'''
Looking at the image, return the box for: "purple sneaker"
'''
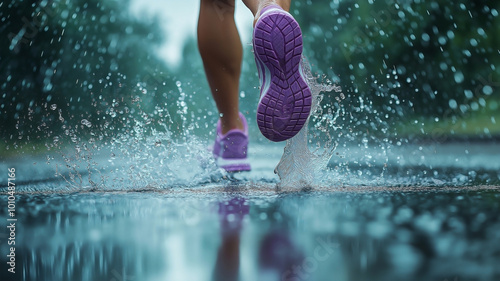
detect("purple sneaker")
[253,5,312,142]
[213,112,251,172]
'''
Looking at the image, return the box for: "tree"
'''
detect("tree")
[0,0,171,153]
[292,0,499,137]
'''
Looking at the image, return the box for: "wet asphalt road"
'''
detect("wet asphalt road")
[0,142,499,281]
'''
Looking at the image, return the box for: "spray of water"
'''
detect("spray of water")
[275,57,342,188]
[6,59,498,193]
[38,79,225,192]
[28,55,344,192]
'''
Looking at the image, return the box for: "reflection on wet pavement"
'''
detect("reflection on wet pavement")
[1,186,499,281]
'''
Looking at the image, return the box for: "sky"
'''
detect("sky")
[130,0,254,69]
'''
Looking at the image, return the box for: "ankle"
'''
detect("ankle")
[254,2,291,25]
[220,116,244,135]
[254,2,282,26]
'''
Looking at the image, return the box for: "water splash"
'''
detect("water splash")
[3,61,499,193]
[275,58,342,188]
[36,76,225,192]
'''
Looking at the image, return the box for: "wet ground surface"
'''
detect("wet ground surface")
[1,142,499,281]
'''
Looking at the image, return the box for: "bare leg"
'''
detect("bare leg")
[198,0,244,134]
[198,0,292,135]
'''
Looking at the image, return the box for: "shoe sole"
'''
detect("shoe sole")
[253,8,312,142]
[217,158,251,173]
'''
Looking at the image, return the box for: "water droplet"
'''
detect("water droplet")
[464,89,474,99]
[482,85,493,95]
[81,119,92,127]
[448,99,458,109]
[454,72,464,83]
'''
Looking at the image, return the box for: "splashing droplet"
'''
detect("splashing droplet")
[81,119,92,127]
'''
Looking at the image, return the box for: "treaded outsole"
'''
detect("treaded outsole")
[254,10,312,142]
[220,163,252,173]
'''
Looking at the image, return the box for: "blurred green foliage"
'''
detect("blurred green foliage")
[292,0,499,138]
[1,0,173,153]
